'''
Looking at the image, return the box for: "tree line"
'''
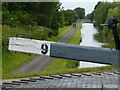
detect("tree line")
[2,2,85,34]
[86,2,119,30]
[86,1,120,48]
[3,2,60,31]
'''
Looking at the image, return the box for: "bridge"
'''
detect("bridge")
[78,19,94,23]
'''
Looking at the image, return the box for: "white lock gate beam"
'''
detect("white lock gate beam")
[8,37,120,66]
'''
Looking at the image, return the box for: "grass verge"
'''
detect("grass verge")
[3,66,118,79]
[2,25,72,76]
[2,23,118,79]
[48,25,72,42]
[43,22,82,72]
[2,23,81,78]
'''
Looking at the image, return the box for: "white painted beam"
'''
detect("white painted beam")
[8,37,120,66]
[8,37,54,56]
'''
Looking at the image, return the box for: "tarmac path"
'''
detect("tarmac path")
[12,25,77,73]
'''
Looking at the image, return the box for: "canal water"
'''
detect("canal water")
[78,23,109,68]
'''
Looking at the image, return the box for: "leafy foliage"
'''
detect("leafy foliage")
[2,25,56,74]
[2,2,83,75]
[2,10,37,27]
[2,2,60,30]
[107,7,120,37]
[63,10,78,25]
[85,12,94,21]
[74,7,85,19]
[93,2,119,29]
[2,2,79,31]
[93,2,120,48]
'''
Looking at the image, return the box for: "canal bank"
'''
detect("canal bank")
[78,23,109,68]
[44,22,82,72]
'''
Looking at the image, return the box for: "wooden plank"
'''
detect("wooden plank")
[8,37,54,56]
[8,37,120,66]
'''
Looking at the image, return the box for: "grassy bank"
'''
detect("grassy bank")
[2,25,72,74]
[48,25,73,42]
[94,29,115,49]
[2,23,119,79]
[3,66,118,79]
[43,22,82,72]
[67,22,82,44]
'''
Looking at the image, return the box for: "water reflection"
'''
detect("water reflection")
[78,23,109,68]
[80,23,104,47]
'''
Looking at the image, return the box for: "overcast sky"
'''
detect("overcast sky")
[60,0,116,15]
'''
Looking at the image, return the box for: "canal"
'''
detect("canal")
[78,23,109,68]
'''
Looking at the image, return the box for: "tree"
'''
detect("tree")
[63,9,78,25]
[93,2,119,29]
[2,2,59,29]
[93,2,120,48]
[74,7,85,19]
[34,2,58,28]
[85,12,93,21]
[107,7,120,37]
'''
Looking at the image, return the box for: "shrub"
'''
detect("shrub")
[2,10,38,27]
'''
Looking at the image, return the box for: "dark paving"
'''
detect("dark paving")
[2,72,120,89]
